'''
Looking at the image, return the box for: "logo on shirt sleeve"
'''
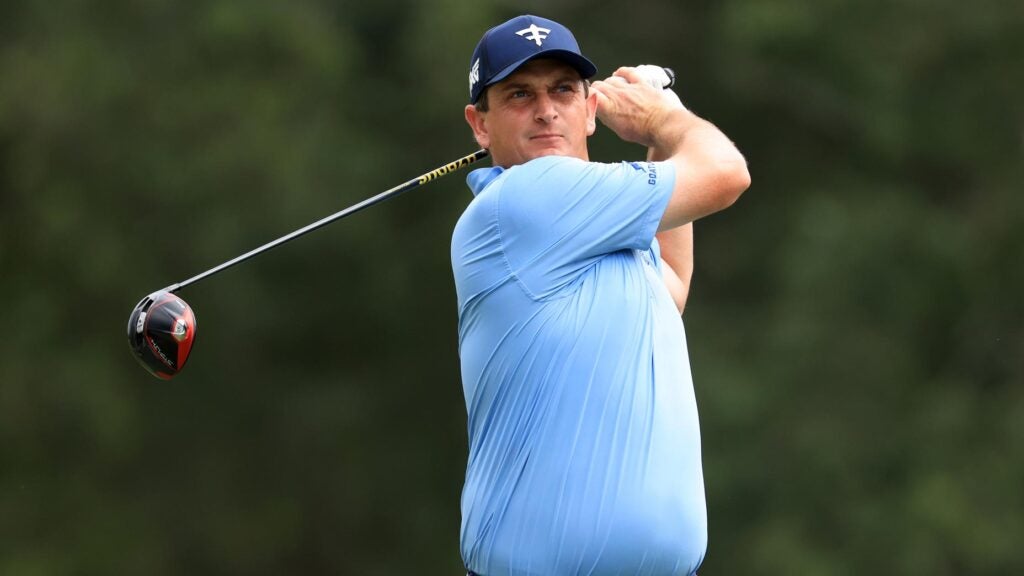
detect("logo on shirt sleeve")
[628,162,659,185]
[646,162,658,185]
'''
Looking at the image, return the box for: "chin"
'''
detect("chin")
[497,144,577,167]
[525,145,572,162]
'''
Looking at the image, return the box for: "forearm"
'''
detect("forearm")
[649,108,750,230]
[649,109,744,177]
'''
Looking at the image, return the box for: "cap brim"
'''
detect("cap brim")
[485,49,598,91]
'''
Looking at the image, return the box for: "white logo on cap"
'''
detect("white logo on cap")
[516,24,551,47]
[469,58,480,91]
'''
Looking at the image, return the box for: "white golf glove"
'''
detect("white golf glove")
[633,64,687,111]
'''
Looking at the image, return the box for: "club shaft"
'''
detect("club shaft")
[163,149,490,293]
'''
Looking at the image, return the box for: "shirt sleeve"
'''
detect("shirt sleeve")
[496,155,676,299]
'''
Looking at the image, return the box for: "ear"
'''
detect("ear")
[465,104,490,149]
[585,88,598,136]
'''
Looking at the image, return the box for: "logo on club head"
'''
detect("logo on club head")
[516,24,551,47]
[172,318,188,342]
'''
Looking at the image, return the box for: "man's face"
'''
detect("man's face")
[465,59,598,168]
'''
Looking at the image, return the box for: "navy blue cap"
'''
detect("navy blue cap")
[468,15,598,104]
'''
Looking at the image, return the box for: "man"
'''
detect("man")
[451,14,750,576]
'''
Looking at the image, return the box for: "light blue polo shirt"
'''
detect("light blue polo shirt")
[451,155,706,576]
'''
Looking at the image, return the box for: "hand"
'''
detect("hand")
[633,65,687,111]
[591,66,685,147]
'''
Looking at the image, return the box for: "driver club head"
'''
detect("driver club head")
[127,290,197,379]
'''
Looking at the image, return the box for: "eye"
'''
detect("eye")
[510,90,529,99]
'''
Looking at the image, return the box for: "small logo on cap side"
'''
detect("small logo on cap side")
[469,58,480,92]
[516,24,551,46]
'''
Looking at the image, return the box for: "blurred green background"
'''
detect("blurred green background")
[2,0,1022,574]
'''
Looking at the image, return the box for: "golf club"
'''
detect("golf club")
[127,148,490,379]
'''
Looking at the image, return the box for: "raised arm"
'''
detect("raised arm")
[591,67,750,232]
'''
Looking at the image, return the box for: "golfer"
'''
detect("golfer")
[451,14,750,576]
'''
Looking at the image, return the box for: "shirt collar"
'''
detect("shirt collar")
[467,165,505,197]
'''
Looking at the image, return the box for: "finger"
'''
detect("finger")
[591,79,623,99]
[613,67,645,84]
[590,80,611,95]
[591,80,616,96]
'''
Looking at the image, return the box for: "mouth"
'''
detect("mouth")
[529,133,563,142]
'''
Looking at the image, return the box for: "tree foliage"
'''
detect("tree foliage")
[1,1,1021,574]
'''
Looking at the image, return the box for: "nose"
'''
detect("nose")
[534,92,558,123]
